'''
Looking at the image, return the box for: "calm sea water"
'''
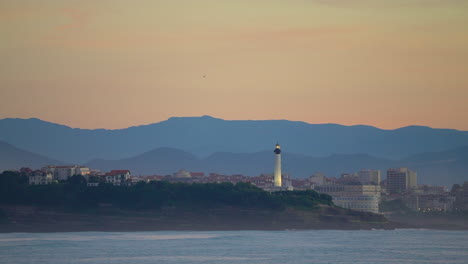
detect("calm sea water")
[0,229,467,264]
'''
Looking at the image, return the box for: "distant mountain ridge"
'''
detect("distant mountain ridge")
[1,139,467,186]
[0,141,64,171]
[86,145,468,186]
[1,116,468,164]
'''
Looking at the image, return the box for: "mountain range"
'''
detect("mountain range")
[1,116,468,163]
[1,116,468,186]
[1,141,467,186]
[0,141,63,171]
[84,146,468,186]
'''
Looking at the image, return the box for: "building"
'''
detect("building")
[249,174,274,190]
[386,168,417,194]
[29,170,54,185]
[418,194,455,212]
[451,182,468,211]
[408,170,417,189]
[43,165,90,181]
[172,169,192,178]
[105,170,131,186]
[282,173,293,190]
[358,169,381,185]
[315,184,381,213]
[336,173,360,185]
[75,167,91,179]
[309,172,325,186]
[416,185,448,195]
[316,184,381,196]
[190,172,205,177]
[273,143,282,187]
[332,196,380,213]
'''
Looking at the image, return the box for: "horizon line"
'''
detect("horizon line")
[0,115,466,132]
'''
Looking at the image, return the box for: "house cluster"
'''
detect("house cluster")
[25,165,91,185]
[22,166,131,186]
[131,170,291,190]
[131,167,459,214]
[297,168,460,214]
[124,169,383,213]
[27,169,54,185]
[101,170,132,186]
[20,165,465,214]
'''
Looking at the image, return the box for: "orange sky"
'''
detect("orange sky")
[1,0,467,130]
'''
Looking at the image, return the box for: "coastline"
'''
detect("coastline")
[2,205,466,233]
[0,205,408,233]
[384,212,468,231]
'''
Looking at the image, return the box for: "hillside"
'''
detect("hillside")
[0,141,63,172]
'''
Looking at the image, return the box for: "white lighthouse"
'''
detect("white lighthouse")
[274,143,282,187]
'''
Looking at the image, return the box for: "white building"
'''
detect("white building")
[29,170,54,185]
[172,169,191,178]
[315,184,381,213]
[105,170,131,186]
[332,195,380,213]
[282,174,294,191]
[43,165,90,181]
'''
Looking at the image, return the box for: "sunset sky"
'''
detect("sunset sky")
[1,0,467,130]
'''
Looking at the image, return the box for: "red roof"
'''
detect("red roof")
[105,170,131,176]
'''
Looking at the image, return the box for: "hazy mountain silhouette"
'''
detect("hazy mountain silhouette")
[1,116,468,165]
[86,148,200,176]
[0,135,466,185]
[0,141,64,171]
[84,148,393,177]
[399,146,468,186]
[84,146,468,186]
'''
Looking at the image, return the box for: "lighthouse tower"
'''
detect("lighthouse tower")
[274,143,282,187]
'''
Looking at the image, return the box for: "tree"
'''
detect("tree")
[68,175,87,186]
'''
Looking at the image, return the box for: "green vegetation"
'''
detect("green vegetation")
[0,171,332,212]
[273,190,332,210]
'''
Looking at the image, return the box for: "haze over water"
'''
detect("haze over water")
[1,230,467,264]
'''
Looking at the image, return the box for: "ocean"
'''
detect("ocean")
[0,229,467,264]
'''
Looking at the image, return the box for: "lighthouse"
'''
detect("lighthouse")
[274,143,282,187]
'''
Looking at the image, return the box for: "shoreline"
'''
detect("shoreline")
[1,205,466,233]
[2,225,467,234]
[384,212,468,231]
[0,205,405,233]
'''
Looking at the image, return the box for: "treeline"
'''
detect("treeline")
[0,171,333,211]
